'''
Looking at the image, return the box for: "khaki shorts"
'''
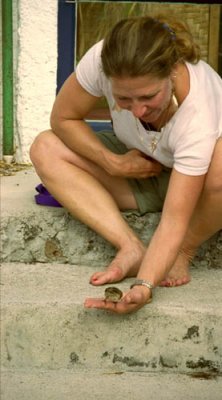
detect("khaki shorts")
[97,130,171,215]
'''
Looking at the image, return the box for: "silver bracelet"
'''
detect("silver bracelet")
[130,279,154,290]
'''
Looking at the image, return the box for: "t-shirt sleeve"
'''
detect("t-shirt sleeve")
[75,40,105,97]
[173,130,217,175]
[171,62,221,176]
[170,107,218,175]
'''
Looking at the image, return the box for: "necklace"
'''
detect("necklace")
[135,118,162,153]
[135,94,178,153]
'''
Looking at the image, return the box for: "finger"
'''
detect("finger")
[122,286,152,305]
[84,298,124,311]
[130,149,144,156]
[84,297,142,314]
[84,298,107,308]
[85,286,150,313]
[122,290,144,304]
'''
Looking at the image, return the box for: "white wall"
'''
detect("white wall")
[6,0,58,162]
[0,1,3,159]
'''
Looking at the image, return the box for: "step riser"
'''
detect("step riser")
[2,305,221,374]
[1,211,154,265]
[1,212,221,267]
[1,370,222,400]
[1,170,222,398]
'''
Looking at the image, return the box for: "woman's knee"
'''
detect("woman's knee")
[29,130,54,167]
[204,139,222,194]
[205,176,222,195]
[30,129,86,176]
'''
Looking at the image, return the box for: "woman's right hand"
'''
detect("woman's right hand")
[105,149,163,179]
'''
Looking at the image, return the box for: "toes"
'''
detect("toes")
[159,278,176,287]
[175,277,190,286]
[90,272,104,285]
[159,280,168,287]
[90,267,124,286]
[90,272,112,285]
[166,279,176,287]
[159,276,190,287]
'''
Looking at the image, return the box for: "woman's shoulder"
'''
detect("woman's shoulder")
[186,60,222,86]
[75,40,107,97]
[87,40,104,60]
[184,60,222,116]
[76,40,104,71]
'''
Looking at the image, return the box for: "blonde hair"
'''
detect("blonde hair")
[101,14,200,79]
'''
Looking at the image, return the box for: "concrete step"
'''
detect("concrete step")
[1,168,222,267]
[1,369,222,400]
[1,262,222,375]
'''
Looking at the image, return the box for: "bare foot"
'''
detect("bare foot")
[159,250,194,287]
[90,241,145,286]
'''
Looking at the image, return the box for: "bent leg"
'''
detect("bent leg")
[160,137,222,287]
[30,130,145,284]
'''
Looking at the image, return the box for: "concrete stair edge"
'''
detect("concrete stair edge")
[1,369,222,400]
[1,262,222,374]
[1,168,222,266]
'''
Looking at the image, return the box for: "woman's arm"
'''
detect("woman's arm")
[137,169,206,285]
[50,72,162,178]
[84,169,206,314]
[50,72,115,168]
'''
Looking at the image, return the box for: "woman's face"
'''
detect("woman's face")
[111,75,173,123]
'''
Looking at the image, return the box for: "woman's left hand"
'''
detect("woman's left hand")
[84,285,152,314]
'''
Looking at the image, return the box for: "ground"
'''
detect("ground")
[0,160,32,177]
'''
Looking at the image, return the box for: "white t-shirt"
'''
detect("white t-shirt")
[76,40,222,176]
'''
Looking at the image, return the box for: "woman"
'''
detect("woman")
[30,15,222,314]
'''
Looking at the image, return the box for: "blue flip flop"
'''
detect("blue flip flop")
[35,184,62,207]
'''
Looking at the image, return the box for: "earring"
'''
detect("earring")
[171,72,177,79]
